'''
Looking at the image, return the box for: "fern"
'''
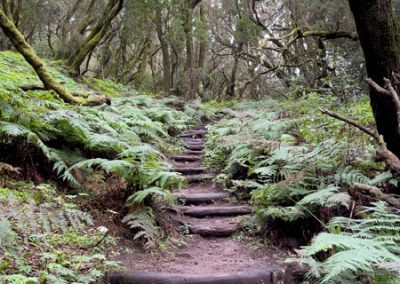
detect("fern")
[122,207,162,251]
[126,186,171,205]
[298,185,351,209]
[335,166,369,186]
[302,202,400,283]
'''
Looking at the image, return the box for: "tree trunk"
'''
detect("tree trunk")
[226,42,243,98]
[0,6,83,104]
[67,0,124,75]
[184,6,195,100]
[154,5,172,93]
[349,0,400,157]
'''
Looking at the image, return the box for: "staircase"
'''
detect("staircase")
[107,126,293,284]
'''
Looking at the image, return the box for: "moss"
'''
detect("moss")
[85,78,132,97]
[0,51,84,95]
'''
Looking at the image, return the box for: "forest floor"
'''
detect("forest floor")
[108,126,294,284]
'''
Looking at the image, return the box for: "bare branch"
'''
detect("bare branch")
[319,108,379,140]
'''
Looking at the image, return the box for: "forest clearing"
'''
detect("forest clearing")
[0,0,400,283]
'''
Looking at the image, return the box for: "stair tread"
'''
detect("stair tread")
[184,144,205,151]
[107,268,286,284]
[174,192,229,204]
[175,205,253,217]
[185,216,243,236]
[173,167,206,175]
[186,174,214,183]
[172,155,202,161]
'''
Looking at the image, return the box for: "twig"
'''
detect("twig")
[81,231,109,250]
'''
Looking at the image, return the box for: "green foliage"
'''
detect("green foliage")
[122,207,162,251]
[300,202,400,283]
[0,183,117,283]
[0,51,200,277]
[204,97,375,225]
[203,90,397,284]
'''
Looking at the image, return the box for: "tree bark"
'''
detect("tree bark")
[349,0,400,157]
[184,4,195,100]
[67,0,124,75]
[154,5,172,93]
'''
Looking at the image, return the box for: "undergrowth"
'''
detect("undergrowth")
[0,177,118,283]
[0,51,208,281]
[203,88,400,282]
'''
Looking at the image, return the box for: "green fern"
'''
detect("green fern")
[122,207,162,251]
[126,187,171,205]
[302,202,400,283]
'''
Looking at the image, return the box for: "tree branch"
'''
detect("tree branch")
[319,108,379,140]
[354,183,400,209]
[320,108,400,173]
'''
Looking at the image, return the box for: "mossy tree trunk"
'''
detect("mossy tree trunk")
[67,0,124,75]
[0,4,83,104]
[349,0,400,157]
[154,5,172,93]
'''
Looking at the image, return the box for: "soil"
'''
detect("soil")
[113,235,288,275]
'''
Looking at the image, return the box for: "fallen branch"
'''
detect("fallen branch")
[354,182,400,209]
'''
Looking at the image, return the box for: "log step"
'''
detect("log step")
[173,167,206,175]
[182,150,204,156]
[186,174,214,183]
[179,132,207,139]
[107,268,287,284]
[189,223,240,237]
[182,139,205,145]
[176,205,253,217]
[174,192,229,204]
[180,129,207,135]
[182,138,205,143]
[185,217,242,237]
[184,144,205,151]
[172,155,202,162]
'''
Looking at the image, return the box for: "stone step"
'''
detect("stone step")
[171,155,202,162]
[174,192,229,204]
[107,268,288,284]
[176,205,253,218]
[186,174,214,183]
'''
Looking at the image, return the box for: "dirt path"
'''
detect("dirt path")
[108,127,294,284]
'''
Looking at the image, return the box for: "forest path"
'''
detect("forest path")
[108,126,294,284]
